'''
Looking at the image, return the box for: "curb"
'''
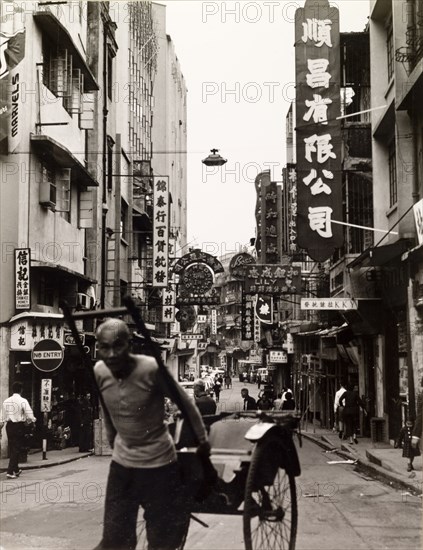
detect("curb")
[302,432,422,496]
[0,452,93,473]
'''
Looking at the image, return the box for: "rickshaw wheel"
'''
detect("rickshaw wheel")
[136,513,190,550]
[243,435,297,550]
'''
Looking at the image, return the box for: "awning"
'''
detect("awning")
[397,59,423,111]
[31,261,97,284]
[30,134,99,189]
[33,10,99,91]
[348,239,411,269]
[9,311,64,324]
[173,348,195,357]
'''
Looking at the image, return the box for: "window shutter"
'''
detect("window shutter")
[50,49,69,96]
[79,190,93,228]
[79,92,95,130]
[39,165,56,208]
[55,168,71,212]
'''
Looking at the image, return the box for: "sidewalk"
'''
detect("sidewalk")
[0,446,93,473]
[300,423,422,496]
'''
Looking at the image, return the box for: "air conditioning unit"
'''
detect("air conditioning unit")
[77,292,93,310]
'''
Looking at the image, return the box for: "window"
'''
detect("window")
[120,280,128,305]
[120,199,128,240]
[39,163,71,218]
[386,19,394,81]
[107,136,114,191]
[107,50,113,101]
[388,140,397,207]
[42,39,84,117]
[38,274,55,306]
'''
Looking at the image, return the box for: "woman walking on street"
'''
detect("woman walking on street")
[396,418,421,472]
[339,383,366,444]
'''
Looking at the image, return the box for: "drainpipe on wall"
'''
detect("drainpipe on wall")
[100,17,109,309]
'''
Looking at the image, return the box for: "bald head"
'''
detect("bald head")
[96,318,130,340]
[96,319,131,373]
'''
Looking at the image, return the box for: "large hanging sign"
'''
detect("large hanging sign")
[229,253,256,279]
[244,264,301,294]
[10,317,64,351]
[180,264,213,294]
[211,309,217,335]
[152,176,170,287]
[295,0,342,261]
[15,248,30,310]
[172,249,224,275]
[300,297,358,310]
[0,1,26,153]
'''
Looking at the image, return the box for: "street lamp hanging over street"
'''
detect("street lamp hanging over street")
[202,149,227,167]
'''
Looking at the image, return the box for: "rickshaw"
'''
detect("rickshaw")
[60,298,302,550]
[160,409,302,550]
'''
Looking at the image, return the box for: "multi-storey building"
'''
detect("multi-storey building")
[348,0,423,438]
[0,0,188,455]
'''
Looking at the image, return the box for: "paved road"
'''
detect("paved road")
[0,381,421,550]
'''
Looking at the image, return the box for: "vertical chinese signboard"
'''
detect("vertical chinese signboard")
[211,309,217,335]
[41,379,52,412]
[295,0,342,261]
[287,164,298,255]
[153,176,169,287]
[241,292,254,341]
[263,180,280,263]
[15,248,30,310]
[162,286,175,323]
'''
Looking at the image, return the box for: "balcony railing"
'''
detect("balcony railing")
[395,23,423,74]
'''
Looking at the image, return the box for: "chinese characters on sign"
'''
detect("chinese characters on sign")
[295,0,342,261]
[244,264,302,294]
[300,297,358,310]
[41,379,52,412]
[263,178,280,263]
[211,309,217,335]
[162,287,175,323]
[180,333,202,341]
[241,292,255,341]
[255,295,273,325]
[269,350,288,364]
[15,248,30,310]
[10,319,63,350]
[285,165,298,255]
[153,177,170,287]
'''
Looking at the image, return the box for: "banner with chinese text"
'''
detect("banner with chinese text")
[241,292,254,341]
[295,0,342,261]
[152,176,170,287]
[15,248,30,310]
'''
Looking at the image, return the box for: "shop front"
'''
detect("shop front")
[8,313,95,452]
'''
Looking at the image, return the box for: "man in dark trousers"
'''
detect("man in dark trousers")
[241,388,257,411]
[0,381,36,479]
[194,379,217,416]
[93,318,210,550]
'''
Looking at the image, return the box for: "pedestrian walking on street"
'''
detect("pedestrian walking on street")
[273,393,283,410]
[93,318,209,550]
[241,388,257,411]
[224,374,232,389]
[257,374,262,389]
[334,380,347,439]
[0,381,36,479]
[339,383,366,444]
[257,393,272,411]
[194,379,217,416]
[77,394,93,453]
[213,380,222,403]
[396,419,421,472]
[282,392,296,411]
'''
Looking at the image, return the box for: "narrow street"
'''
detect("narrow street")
[1,381,421,550]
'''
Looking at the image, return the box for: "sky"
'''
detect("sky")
[160,0,370,256]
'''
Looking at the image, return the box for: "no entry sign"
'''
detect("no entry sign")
[31,339,64,372]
